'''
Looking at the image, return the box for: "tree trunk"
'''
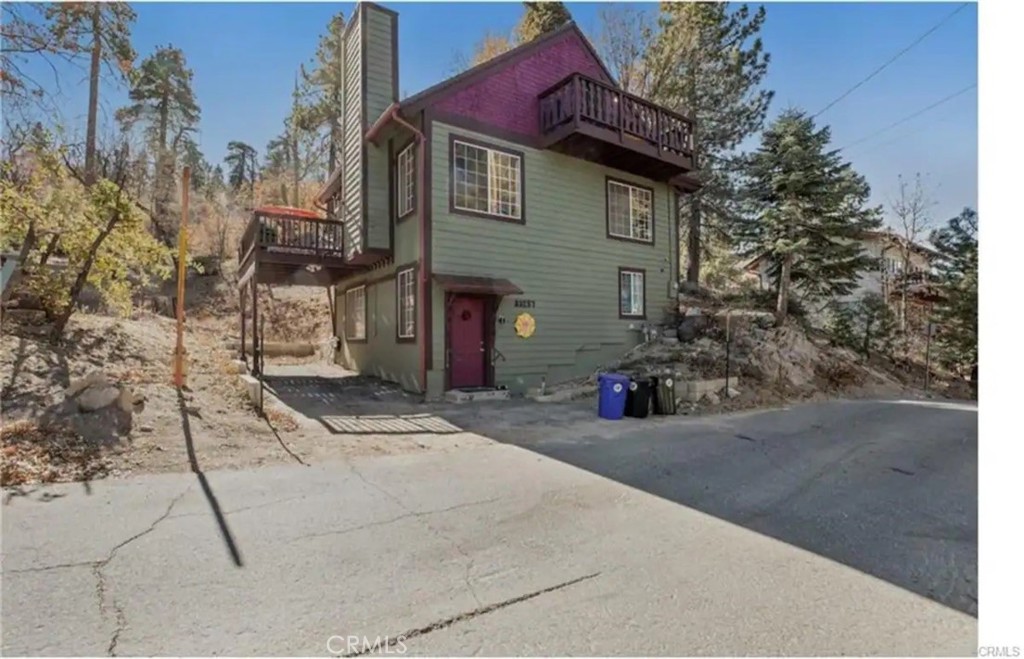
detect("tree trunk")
[37,233,60,267]
[84,5,102,186]
[775,252,792,328]
[49,212,120,342]
[686,194,701,286]
[899,249,910,334]
[291,134,300,207]
[2,223,38,305]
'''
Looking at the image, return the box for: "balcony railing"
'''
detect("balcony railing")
[239,212,345,266]
[538,73,695,164]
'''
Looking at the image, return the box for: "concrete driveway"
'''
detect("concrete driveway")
[1,398,977,656]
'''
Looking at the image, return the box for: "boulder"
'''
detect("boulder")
[702,391,721,406]
[677,314,710,343]
[65,371,109,397]
[77,385,121,412]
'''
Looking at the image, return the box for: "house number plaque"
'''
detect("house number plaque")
[513,299,536,308]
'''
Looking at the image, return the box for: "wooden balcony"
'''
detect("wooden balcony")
[238,207,360,287]
[538,74,697,187]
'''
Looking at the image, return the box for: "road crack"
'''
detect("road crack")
[345,460,495,607]
[92,485,192,656]
[340,572,601,657]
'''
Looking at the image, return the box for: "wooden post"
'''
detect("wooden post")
[173,166,191,388]
[239,288,246,363]
[924,302,934,393]
[724,311,732,395]
[251,279,259,376]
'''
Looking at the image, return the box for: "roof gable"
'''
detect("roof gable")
[400,22,616,122]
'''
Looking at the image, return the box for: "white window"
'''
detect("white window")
[345,286,366,340]
[619,269,645,318]
[607,180,653,243]
[397,268,415,339]
[396,143,415,218]
[452,139,522,220]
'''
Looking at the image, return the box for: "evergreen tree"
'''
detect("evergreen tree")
[117,45,200,151]
[460,2,572,70]
[117,45,200,244]
[181,137,210,192]
[294,12,345,173]
[515,2,573,42]
[930,208,978,384]
[46,2,136,186]
[637,3,774,287]
[736,108,882,326]
[224,140,258,200]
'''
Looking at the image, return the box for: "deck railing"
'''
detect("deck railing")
[239,212,345,264]
[539,73,694,161]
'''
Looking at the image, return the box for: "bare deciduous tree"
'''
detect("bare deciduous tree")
[889,173,935,333]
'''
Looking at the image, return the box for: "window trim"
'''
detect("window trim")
[448,133,526,224]
[606,177,655,246]
[396,141,416,220]
[344,285,367,343]
[618,267,647,320]
[395,265,417,342]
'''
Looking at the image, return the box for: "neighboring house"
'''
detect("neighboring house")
[745,230,937,301]
[255,2,699,398]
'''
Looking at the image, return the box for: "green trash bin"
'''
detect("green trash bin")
[652,375,677,415]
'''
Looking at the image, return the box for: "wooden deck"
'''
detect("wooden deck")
[237,209,361,287]
[538,73,697,185]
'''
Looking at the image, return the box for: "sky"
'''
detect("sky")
[11,1,978,229]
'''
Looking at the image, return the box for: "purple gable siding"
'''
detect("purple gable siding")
[435,31,611,139]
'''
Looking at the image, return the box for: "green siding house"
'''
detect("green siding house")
[311,2,699,399]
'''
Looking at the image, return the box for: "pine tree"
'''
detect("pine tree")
[46,2,136,186]
[117,45,200,244]
[294,12,345,173]
[930,208,978,385]
[515,2,573,42]
[224,141,258,203]
[736,108,882,326]
[117,45,200,151]
[639,3,774,287]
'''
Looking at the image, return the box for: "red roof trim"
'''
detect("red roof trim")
[254,205,322,220]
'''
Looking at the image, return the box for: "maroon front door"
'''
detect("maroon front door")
[449,295,487,389]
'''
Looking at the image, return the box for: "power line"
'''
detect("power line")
[837,83,976,152]
[811,2,970,118]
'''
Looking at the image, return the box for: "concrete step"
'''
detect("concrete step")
[444,388,511,404]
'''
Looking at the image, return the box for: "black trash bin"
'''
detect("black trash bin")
[652,376,678,415]
[624,377,653,418]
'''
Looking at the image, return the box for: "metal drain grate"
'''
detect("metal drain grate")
[320,414,462,435]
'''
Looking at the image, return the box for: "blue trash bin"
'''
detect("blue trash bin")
[598,373,631,420]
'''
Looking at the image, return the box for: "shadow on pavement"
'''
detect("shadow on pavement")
[438,397,979,617]
[178,388,244,567]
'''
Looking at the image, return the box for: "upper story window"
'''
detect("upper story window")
[619,268,645,319]
[345,286,366,341]
[396,268,416,340]
[396,143,415,218]
[451,137,523,222]
[607,179,653,244]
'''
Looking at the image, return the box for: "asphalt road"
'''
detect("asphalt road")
[1,399,977,656]
[470,397,980,618]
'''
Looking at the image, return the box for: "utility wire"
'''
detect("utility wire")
[837,83,976,152]
[812,2,970,118]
